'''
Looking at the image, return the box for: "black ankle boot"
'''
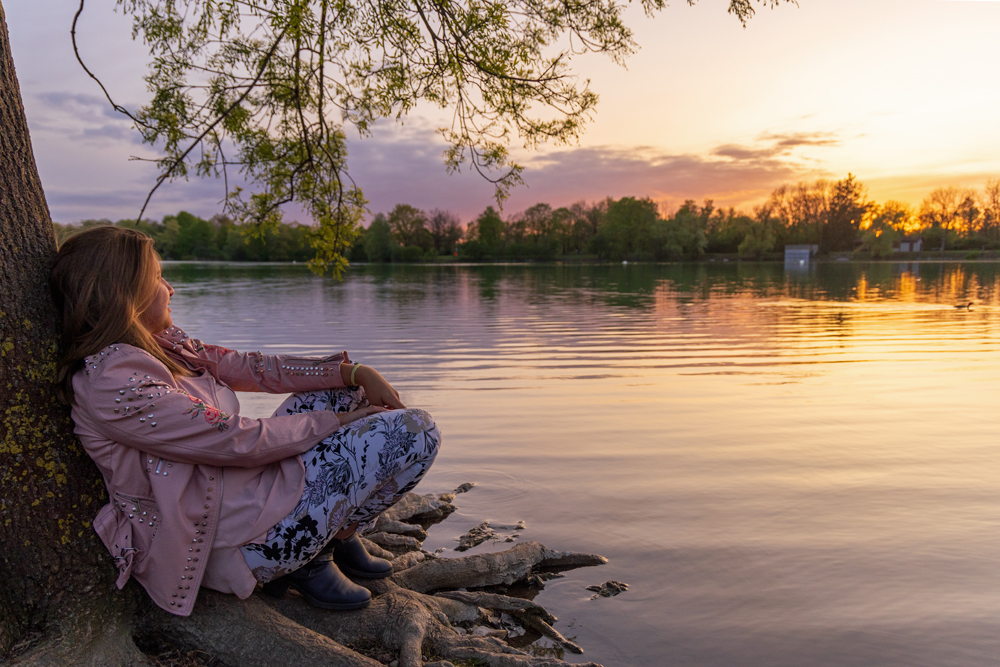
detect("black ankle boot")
[262,552,371,610]
[329,534,393,579]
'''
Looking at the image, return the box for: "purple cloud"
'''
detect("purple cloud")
[347,125,830,221]
[40,116,835,225]
[713,131,840,161]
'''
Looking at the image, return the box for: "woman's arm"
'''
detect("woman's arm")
[77,347,351,468]
[157,327,406,408]
[155,326,348,393]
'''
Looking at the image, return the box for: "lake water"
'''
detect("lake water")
[162,260,1000,667]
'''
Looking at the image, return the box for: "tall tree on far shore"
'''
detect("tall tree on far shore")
[768,180,830,246]
[387,204,431,249]
[919,186,968,253]
[601,196,660,260]
[955,189,981,238]
[981,179,1000,242]
[824,174,869,252]
[871,200,917,235]
[738,203,777,259]
[363,213,393,261]
[427,209,463,255]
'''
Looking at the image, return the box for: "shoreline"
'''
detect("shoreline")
[160,254,1000,267]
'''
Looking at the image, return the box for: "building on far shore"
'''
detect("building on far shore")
[785,245,818,266]
[896,237,923,253]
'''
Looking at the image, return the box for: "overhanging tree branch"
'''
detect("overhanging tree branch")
[136,26,289,222]
[71,0,151,130]
[79,0,795,275]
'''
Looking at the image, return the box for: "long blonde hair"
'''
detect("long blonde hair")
[51,225,191,403]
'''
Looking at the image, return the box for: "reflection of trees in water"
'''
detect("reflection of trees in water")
[164,261,309,282]
[160,262,1000,378]
[162,262,323,304]
[165,260,1000,314]
[477,262,997,311]
[600,262,1000,308]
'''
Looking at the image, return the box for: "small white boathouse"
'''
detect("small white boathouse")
[784,244,818,265]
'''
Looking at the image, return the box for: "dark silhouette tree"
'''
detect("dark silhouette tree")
[426,209,463,255]
[601,196,660,260]
[824,174,869,252]
[738,204,777,259]
[473,206,505,251]
[919,186,966,253]
[981,179,1000,243]
[363,213,393,263]
[767,180,830,246]
[386,204,431,250]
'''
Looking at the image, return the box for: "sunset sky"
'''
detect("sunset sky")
[6,0,1000,224]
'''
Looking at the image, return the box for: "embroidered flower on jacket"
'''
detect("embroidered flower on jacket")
[182,394,232,431]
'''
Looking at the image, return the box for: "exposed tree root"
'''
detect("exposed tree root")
[269,588,436,667]
[434,591,555,624]
[373,520,427,541]
[390,551,427,573]
[267,586,601,667]
[0,595,22,657]
[143,590,381,667]
[431,591,583,656]
[379,493,456,524]
[244,489,608,666]
[518,614,583,655]
[393,541,607,594]
[12,600,148,667]
[358,537,395,561]
[366,532,424,555]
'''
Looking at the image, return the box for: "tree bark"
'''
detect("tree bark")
[0,0,125,656]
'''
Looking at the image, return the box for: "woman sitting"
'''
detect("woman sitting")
[51,225,440,616]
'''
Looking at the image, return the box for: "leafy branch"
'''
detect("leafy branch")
[72,0,792,275]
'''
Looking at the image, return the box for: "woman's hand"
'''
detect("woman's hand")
[358,365,406,409]
[336,405,387,427]
[341,363,406,409]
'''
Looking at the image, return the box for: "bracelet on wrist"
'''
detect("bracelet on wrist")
[350,363,362,385]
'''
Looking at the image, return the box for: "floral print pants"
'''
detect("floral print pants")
[240,387,440,583]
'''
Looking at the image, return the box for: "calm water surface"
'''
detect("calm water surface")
[162,261,1000,667]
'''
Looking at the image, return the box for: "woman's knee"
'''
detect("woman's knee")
[397,408,441,459]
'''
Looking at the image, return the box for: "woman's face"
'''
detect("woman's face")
[139,268,174,334]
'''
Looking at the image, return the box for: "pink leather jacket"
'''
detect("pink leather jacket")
[72,326,351,616]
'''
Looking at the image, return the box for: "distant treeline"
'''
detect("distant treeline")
[454,174,1000,261]
[54,175,1000,263]
[53,212,317,262]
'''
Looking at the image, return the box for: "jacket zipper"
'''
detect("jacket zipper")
[118,492,145,515]
[154,458,164,475]
[315,353,342,365]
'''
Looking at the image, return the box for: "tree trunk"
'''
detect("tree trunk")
[0,1,133,660]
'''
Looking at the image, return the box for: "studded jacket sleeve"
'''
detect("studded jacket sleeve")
[154,326,349,393]
[77,346,343,468]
